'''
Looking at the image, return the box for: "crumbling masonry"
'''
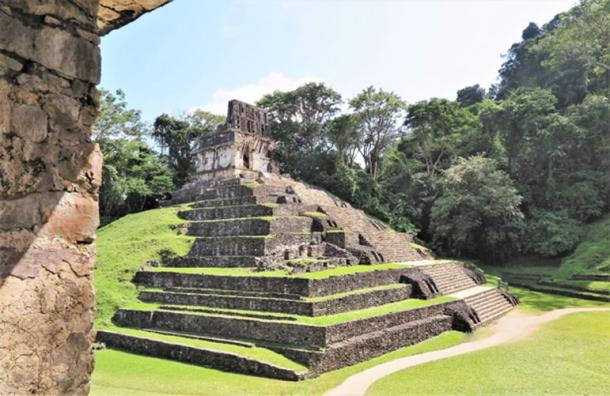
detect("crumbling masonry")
[0,1,170,394]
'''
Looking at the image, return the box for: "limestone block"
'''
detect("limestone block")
[0,52,22,75]
[0,79,10,133]
[43,93,81,131]
[4,0,97,28]
[38,192,99,244]
[0,263,95,394]
[0,135,48,198]
[0,12,100,83]
[11,104,48,143]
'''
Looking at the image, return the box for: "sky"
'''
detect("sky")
[100,0,577,122]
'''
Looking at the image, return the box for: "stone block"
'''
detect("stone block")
[0,79,10,133]
[38,192,99,244]
[11,104,48,143]
[0,12,100,83]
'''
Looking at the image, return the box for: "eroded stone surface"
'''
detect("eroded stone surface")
[0,1,100,394]
[97,0,171,35]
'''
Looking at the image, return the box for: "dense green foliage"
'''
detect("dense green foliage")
[255,0,610,263]
[98,0,609,264]
[95,90,174,222]
[152,111,224,187]
[430,157,524,261]
[558,214,610,277]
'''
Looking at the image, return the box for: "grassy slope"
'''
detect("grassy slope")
[480,216,610,295]
[557,214,610,278]
[91,331,467,396]
[367,311,610,396]
[95,206,194,328]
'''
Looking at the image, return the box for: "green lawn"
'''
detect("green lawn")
[367,310,610,396]
[91,331,467,396]
[95,206,195,328]
[100,326,306,371]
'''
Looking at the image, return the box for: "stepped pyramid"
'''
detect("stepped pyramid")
[97,100,518,380]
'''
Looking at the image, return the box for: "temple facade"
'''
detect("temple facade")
[193,100,278,181]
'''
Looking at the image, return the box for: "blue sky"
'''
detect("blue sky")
[100,0,576,122]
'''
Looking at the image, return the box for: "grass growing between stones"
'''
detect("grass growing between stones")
[95,206,195,328]
[121,295,455,325]
[100,326,306,371]
[305,284,405,302]
[144,263,414,278]
[91,330,468,396]
[366,311,610,396]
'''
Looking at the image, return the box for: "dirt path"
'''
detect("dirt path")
[324,307,610,396]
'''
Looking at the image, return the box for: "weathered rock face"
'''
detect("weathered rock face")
[0,2,101,394]
[97,0,172,35]
[0,0,168,394]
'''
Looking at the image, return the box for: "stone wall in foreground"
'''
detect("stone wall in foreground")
[0,2,103,394]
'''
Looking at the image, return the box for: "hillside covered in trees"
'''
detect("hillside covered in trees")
[96,0,609,265]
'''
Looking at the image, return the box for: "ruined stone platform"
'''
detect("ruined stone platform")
[98,174,518,380]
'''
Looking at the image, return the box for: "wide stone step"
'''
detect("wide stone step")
[138,284,412,317]
[185,217,313,237]
[434,280,477,294]
[184,184,282,201]
[112,299,456,350]
[469,296,508,311]
[163,287,303,300]
[464,288,502,303]
[179,205,277,221]
[476,304,513,323]
[418,262,464,273]
[191,196,263,208]
[113,308,326,348]
[162,256,258,268]
[96,330,305,381]
[313,315,453,372]
[134,266,412,298]
[471,298,511,314]
[189,234,316,256]
[467,290,508,303]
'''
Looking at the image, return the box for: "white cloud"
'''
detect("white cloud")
[193,72,323,115]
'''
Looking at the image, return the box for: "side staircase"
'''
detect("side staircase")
[97,176,518,380]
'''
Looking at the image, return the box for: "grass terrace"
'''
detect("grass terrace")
[142,263,415,278]
[100,326,306,372]
[120,295,455,326]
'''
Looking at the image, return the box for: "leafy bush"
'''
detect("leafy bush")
[430,156,525,262]
[525,210,583,257]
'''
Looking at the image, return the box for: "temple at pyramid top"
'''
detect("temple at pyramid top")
[225,99,270,135]
[193,100,278,181]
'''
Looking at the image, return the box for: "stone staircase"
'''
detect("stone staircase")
[98,175,518,380]
[463,288,518,326]
[419,261,480,294]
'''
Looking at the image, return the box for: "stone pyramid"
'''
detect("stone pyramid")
[97,100,518,380]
